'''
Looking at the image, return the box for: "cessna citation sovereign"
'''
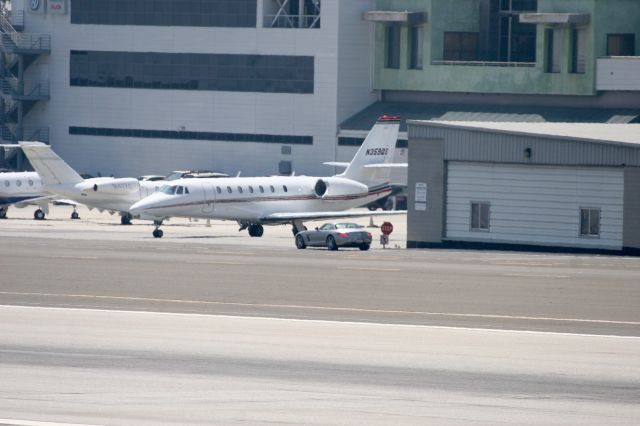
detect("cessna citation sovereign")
[19,142,165,225]
[129,115,406,238]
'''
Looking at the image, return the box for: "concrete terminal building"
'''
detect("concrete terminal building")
[1,0,378,177]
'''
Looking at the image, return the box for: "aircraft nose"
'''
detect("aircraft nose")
[128,199,148,216]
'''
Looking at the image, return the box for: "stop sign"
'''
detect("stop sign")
[381,221,394,235]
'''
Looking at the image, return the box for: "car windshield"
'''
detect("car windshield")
[335,223,362,229]
[159,185,177,195]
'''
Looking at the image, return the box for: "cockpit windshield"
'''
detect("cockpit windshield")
[160,185,177,195]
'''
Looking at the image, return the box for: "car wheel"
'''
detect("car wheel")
[359,243,370,251]
[295,234,306,249]
[326,235,338,251]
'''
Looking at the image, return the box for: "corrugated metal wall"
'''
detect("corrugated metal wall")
[409,125,640,167]
[446,163,624,250]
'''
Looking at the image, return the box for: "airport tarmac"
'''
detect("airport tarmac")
[1,205,640,424]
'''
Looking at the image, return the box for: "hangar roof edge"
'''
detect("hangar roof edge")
[408,120,640,147]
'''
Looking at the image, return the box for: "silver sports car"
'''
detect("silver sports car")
[295,222,372,251]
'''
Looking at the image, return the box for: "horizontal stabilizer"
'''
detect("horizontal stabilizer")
[262,210,406,223]
[364,163,408,169]
[323,162,350,168]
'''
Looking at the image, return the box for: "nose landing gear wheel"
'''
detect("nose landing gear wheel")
[152,229,163,238]
[34,209,45,220]
[71,211,80,220]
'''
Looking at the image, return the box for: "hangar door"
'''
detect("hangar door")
[445,162,624,250]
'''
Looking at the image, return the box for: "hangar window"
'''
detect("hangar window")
[580,208,601,237]
[470,201,490,231]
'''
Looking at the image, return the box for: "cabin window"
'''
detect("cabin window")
[227,186,232,193]
[248,186,254,193]
[259,185,264,193]
[270,185,275,193]
[28,179,34,186]
[4,181,8,187]
[16,180,22,187]
[237,186,243,194]
[283,185,288,192]
[216,186,222,194]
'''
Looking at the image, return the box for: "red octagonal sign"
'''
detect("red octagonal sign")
[381,221,394,235]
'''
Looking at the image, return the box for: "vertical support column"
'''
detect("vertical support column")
[407,137,445,248]
[15,54,24,169]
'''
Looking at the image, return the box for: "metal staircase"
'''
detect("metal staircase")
[0,9,50,169]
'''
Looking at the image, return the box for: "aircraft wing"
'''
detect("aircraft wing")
[262,210,406,223]
[13,195,56,207]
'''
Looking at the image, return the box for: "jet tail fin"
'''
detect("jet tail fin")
[19,142,84,186]
[339,116,400,186]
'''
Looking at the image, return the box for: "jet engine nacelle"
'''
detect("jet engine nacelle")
[314,177,368,199]
[79,177,140,195]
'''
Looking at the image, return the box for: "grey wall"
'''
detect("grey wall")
[407,138,444,247]
[623,167,640,250]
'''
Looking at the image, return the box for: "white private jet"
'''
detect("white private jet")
[129,115,407,238]
[19,142,166,225]
[0,171,55,220]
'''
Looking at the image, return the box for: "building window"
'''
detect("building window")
[580,208,600,237]
[408,25,423,69]
[385,24,401,69]
[607,34,635,56]
[570,28,586,74]
[69,126,313,146]
[443,32,479,61]
[70,51,314,94]
[498,0,537,63]
[471,202,490,231]
[71,0,257,28]
[545,28,562,73]
[263,0,320,28]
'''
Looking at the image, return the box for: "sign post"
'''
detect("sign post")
[380,221,393,249]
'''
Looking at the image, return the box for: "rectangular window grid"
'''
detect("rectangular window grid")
[71,0,257,28]
[70,51,314,94]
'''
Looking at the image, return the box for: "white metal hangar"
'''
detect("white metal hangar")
[406,121,640,255]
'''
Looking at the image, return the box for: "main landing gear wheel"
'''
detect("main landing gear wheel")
[71,211,80,220]
[295,234,306,249]
[121,214,132,225]
[326,235,338,251]
[34,209,45,220]
[0,207,7,219]
[248,224,264,237]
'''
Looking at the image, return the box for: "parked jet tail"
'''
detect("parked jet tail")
[339,115,402,186]
[19,142,84,186]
